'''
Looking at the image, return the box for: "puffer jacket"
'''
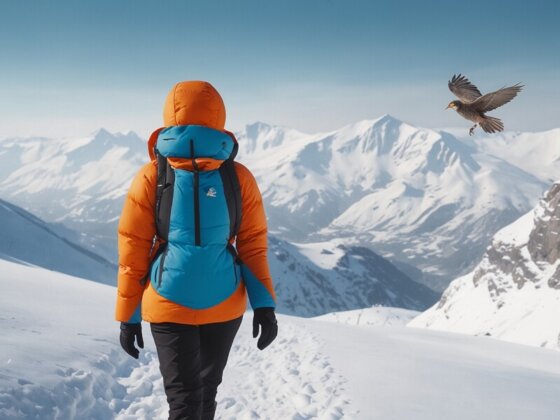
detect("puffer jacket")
[115,81,276,325]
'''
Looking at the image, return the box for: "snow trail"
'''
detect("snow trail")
[116,319,352,419]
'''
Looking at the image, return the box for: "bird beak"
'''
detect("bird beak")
[445,104,451,110]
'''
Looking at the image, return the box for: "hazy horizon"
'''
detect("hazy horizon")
[2,113,558,142]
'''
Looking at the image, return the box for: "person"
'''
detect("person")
[115,81,278,420]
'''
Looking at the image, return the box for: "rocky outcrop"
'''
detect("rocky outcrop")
[410,183,560,350]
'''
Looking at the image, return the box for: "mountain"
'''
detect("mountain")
[0,198,117,284]
[1,118,556,289]
[409,183,560,350]
[269,236,438,316]
[2,258,560,420]
[0,128,147,261]
[237,116,550,285]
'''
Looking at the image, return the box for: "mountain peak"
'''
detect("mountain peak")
[246,121,274,130]
[336,114,407,137]
[90,128,113,138]
[375,113,402,125]
[88,128,145,150]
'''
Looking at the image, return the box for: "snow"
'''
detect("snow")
[409,260,560,350]
[2,259,560,419]
[314,306,419,327]
[292,240,346,271]
[492,207,535,247]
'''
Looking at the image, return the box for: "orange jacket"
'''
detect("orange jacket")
[115,81,276,325]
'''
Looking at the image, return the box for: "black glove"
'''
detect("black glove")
[120,322,144,359]
[252,307,278,350]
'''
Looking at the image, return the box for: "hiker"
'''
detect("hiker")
[115,81,278,420]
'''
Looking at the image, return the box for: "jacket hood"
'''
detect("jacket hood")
[163,81,226,130]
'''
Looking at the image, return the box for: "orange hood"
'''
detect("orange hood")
[163,81,226,129]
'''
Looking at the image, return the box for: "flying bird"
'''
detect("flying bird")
[446,74,523,135]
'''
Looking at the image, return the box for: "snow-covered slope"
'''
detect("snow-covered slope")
[410,183,560,350]
[0,198,116,284]
[0,259,135,419]
[270,237,438,315]
[2,259,560,420]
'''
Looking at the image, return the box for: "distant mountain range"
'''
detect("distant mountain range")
[1,116,558,292]
[410,183,560,350]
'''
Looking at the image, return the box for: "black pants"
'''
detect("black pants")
[150,316,243,420]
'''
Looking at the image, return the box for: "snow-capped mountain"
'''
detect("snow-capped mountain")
[0,128,147,261]
[1,117,556,288]
[410,183,560,350]
[237,116,551,284]
[0,198,117,284]
[269,237,438,316]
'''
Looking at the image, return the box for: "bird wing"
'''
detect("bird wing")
[448,74,482,103]
[471,84,523,112]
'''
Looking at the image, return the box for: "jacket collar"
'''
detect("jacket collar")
[147,125,238,162]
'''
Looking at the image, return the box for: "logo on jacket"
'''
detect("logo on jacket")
[206,187,217,198]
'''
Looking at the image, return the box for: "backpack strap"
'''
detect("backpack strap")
[220,158,242,240]
[139,151,175,286]
[155,151,175,241]
[219,153,242,263]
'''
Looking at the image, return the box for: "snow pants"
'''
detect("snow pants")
[150,316,243,420]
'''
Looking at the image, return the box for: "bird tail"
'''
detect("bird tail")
[480,116,504,134]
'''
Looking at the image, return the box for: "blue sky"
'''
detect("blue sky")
[0,0,558,138]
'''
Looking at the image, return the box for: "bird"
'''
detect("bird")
[446,74,523,136]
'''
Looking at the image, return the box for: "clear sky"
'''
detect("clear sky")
[0,0,558,138]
